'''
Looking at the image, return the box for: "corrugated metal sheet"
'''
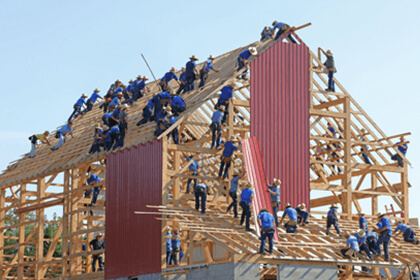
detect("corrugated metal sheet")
[242,137,278,241]
[105,140,162,279]
[250,31,310,210]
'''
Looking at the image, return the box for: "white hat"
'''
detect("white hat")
[248,47,258,56]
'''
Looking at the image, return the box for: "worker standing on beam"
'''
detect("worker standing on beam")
[237,47,258,79]
[194,178,210,214]
[267,178,281,227]
[68,93,87,121]
[185,55,199,92]
[215,82,236,124]
[136,94,156,126]
[226,171,240,218]
[218,135,238,179]
[323,50,337,92]
[240,182,254,232]
[326,204,342,237]
[358,212,368,233]
[28,130,50,158]
[271,21,297,43]
[176,67,188,95]
[258,208,275,255]
[391,136,408,167]
[170,229,181,265]
[165,228,172,265]
[210,105,224,149]
[375,213,392,261]
[279,203,298,233]
[185,154,199,194]
[114,104,128,149]
[51,121,74,151]
[89,233,105,272]
[394,220,419,245]
[198,55,218,88]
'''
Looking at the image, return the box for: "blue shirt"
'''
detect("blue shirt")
[102,113,112,119]
[126,83,133,92]
[282,207,297,221]
[327,208,337,218]
[185,155,199,172]
[179,73,187,82]
[146,98,154,108]
[212,110,224,123]
[295,207,302,215]
[110,126,120,133]
[202,59,214,72]
[222,141,238,157]
[258,212,275,228]
[89,92,102,103]
[166,233,172,252]
[261,27,272,39]
[397,142,408,155]
[394,223,411,234]
[103,130,112,142]
[185,61,196,77]
[366,231,378,240]
[161,72,179,82]
[230,176,239,192]
[114,87,123,94]
[156,111,166,122]
[171,96,185,108]
[169,116,177,126]
[359,216,368,231]
[220,86,233,100]
[239,50,252,60]
[58,124,72,136]
[75,97,86,107]
[268,185,280,202]
[272,22,286,33]
[240,188,254,203]
[87,174,101,184]
[159,91,171,100]
[328,126,336,134]
[347,235,360,252]
[381,217,392,236]
[112,108,120,119]
[172,234,180,249]
[136,80,146,91]
[354,233,366,244]
[109,96,120,107]
[94,129,103,141]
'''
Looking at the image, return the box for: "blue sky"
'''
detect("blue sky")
[1,0,419,219]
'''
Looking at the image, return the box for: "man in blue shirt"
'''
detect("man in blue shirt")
[391,136,408,167]
[271,21,297,43]
[218,136,238,179]
[323,50,337,92]
[296,203,309,226]
[108,92,123,111]
[376,213,392,261]
[199,55,218,88]
[366,229,379,256]
[136,95,155,126]
[185,154,199,193]
[237,47,257,79]
[102,112,112,127]
[166,229,172,265]
[86,125,104,155]
[394,220,419,244]
[260,26,273,41]
[176,67,188,95]
[258,208,275,255]
[354,229,373,260]
[170,92,186,116]
[85,174,102,206]
[326,204,341,237]
[107,125,120,151]
[68,94,87,121]
[84,89,103,113]
[170,229,181,266]
[358,212,368,233]
[210,106,225,149]
[51,121,74,151]
[185,55,199,92]
[267,178,281,227]
[216,83,236,124]
[159,67,180,91]
[240,182,254,231]
[114,105,128,150]
[279,203,298,233]
[227,171,243,218]
[108,105,122,128]
[341,231,359,259]
[194,180,210,214]
[106,79,121,98]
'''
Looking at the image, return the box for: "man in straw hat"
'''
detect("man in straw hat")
[340,231,359,259]
[279,203,298,233]
[106,79,121,97]
[258,208,275,255]
[391,136,408,167]
[199,55,219,88]
[271,21,297,43]
[358,212,368,233]
[260,26,273,41]
[227,170,244,218]
[84,88,103,113]
[89,233,105,271]
[296,203,309,227]
[323,50,337,92]
[28,130,50,158]
[354,229,373,261]
[394,220,419,245]
[240,182,254,231]
[184,154,199,194]
[237,46,258,79]
[113,104,129,149]
[218,135,238,179]
[185,55,199,92]
[68,93,88,121]
[375,212,392,261]
[326,204,342,237]
[210,105,225,149]
[170,90,186,116]
[176,67,188,95]
[86,124,104,155]
[215,82,236,124]
[159,67,180,91]
[267,178,281,227]
[136,94,156,126]
[108,92,123,111]
[51,121,74,151]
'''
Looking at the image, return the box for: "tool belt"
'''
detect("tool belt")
[196,186,206,193]
[221,156,232,163]
[271,201,279,208]
[261,227,274,234]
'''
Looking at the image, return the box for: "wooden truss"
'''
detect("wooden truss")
[0,30,415,279]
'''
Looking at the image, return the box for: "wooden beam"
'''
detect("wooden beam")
[14,198,64,215]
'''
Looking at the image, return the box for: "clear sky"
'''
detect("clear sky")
[1,0,419,219]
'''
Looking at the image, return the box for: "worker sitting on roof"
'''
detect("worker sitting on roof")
[130,76,150,104]
[169,229,181,265]
[28,130,50,158]
[194,177,210,214]
[326,204,342,237]
[136,95,155,126]
[185,154,199,194]
[366,228,379,256]
[296,203,309,226]
[154,107,179,144]
[391,136,408,167]
[100,126,112,151]
[86,125,104,155]
[323,50,336,92]
[159,90,172,107]
[108,92,123,111]
[375,212,392,261]
[340,231,359,259]
[358,212,368,233]
[199,55,218,88]
[99,97,112,113]
[279,203,298,233]
[215,82,236,124]
[271,21,297,43]
[176,67,188,95]
[114,104,128,150]
[126,79,135,96]
[268,179,281,227]
[108,125,120,151]
[260,26,273,41]
[83,88,103,114]
[108,105,122,128]
[170,91,186,116]
[240,182,254,232]
[185,55,199,92]
[106,79,122,98]
[218,135,238,179]
[68,94,87,122]
[227,171,241,218]
[210,105,224,149]
[237,47,257,79]
[101,112,112,127]
[51,121,74,151]
[354,229,373,261]
[394,220,419,245]
[90,233,105,271]
[159,67,180,91]
[258,208,275,255]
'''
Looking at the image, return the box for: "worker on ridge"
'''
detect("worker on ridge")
[28,131,50,158]
[260,26,273,41]
[375,212,392,261]
[83,88,103,114]
[240,182,254,232]
[394,220,419,245]
[68,94,87,121]
[323,50,337,92]
[185,154,199,194]
[391,136,408,167]
[159,67,180,91]
[237,47,258,79]
[51,121,74,151]
[279,203,298,233]
[210,105,224,149]
[326,204,341,237]
[176,67,188,95]
[218,135,238,180]
[89,233,105,272]
[359,128,371,164]
[271,21,297,43]
[258,208,275,255]
[198,55,219,88]
[185,55,199,92]
[86,125,104,155]
[267,178,281,227]
[296,203,309,226]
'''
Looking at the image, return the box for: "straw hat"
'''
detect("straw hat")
[272,21,278,26]
[248,47,258,56]
[163,106,172,112]
[122,104,128,110]
[284,203,291,209]
[358,212,365,216]
[299,203,306,210]
[143,76,149,80]
[356,229,366,237]
[189,55,199,61]
[229,82,236,88]
[117,92,123,96]
[229,135,237,141]
[170,67,176,72]
[208,55,215,60]
[44,130,50,135]
[330,204,338,209]
[128,79,134,83]
[115,79,121,83]
[259,208,269,214]
[137,75,142,79]
[274,178,281,186]
[181,67,186,71]
[96,233,103,238]
[94,88,100,92]
[377,212,385,218]
[218,105,225,111]
[245,182,254,189]
[326,50,333,55]
[82,94,88,98]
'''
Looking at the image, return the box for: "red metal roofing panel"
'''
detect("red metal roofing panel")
[250,31,310,210]
[105,140,162,279]
[242,137,278,240]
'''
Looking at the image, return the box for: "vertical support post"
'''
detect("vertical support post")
[371,173,378,215]
[35,178,46,280]
[17,183,27,279]
[161,137,169,268]
[62,170,70,277]
[0,188,5,279]
[173,150,180,201]
[69,169,79,276]
[343,97,352,219]
[402,164,409,222]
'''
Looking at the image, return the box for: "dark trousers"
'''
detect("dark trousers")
[102,116,109,126]
[326,216,341,235]
[275,30,297,43]
[195,190,207,213]
[85,100,94,112]
[404,229,417,243]
[109,131,120,151]
[169,128,179,144]
[378,232,391,260]
[169,250,179,265]
[185,75,195,92]
[237,57,247,79]
[219,160,231,179]
[284,220,298,233]
[272,202,279,227]
[137,106,153,126]
[91,187,101,205]
[367,236,378,255]
[186,170,198,193]
[176,82,187,95]
[359,243,372,259]
[227,191,238,217]
[104,141,112,151]
[240,201,251,230]
[362,153,371,164]
[341,248,355,258]
[327,71,335,92]
[391,154,404,167]
[198,70,208,88]
[211,123,222,148]
[171,104,185,116]
[68,104,82,121]
[92,254,104,271]
[114,123,127,149]
[88,141,103,154]
[166,251,171,265]
[260,228,275,254]
[297,211,309,224]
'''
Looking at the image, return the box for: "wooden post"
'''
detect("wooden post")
[0,188,5,279]
[35,178,45,280]
[162,137,169,268]
[62,170,70,277]
[402,164,409,222]
[371,173,378,215]
[17,183,26,279]
[343,97,352,219]
[173,150,180,201]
